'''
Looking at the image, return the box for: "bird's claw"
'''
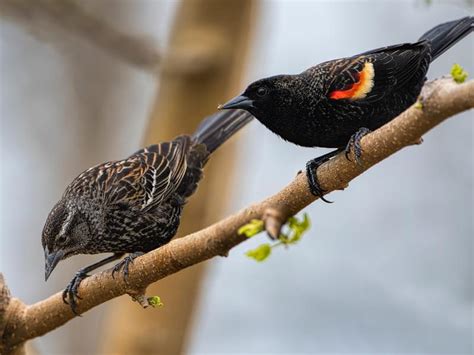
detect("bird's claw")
[345,127,371,165]
[306,159,333,203]
[62,270,89,315]
[111,252,143,281]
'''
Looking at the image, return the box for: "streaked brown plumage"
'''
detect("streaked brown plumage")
[42,109,253,313]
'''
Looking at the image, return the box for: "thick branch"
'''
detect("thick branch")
[1,78,473,349]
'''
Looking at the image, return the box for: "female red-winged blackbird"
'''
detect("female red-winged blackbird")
[220,17,473,202]
[42,109,253,313]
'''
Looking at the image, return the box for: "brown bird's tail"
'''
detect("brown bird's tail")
[192,109,254,154]
[419,16,473,61]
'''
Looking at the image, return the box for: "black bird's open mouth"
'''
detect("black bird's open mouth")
[218,95,255,110]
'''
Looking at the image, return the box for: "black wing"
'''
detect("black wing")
[325,42,430,103]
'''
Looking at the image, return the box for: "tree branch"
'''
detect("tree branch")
[0,0,161,71]
[1,77,473,351]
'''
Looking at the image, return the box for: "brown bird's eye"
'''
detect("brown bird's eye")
[56,233,67,243]
[257,87,268,97]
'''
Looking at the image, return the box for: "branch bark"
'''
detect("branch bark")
[1,77,472,351]
[0,0,160,71]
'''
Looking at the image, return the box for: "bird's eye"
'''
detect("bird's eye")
[56,233,67,243]
[256,87,268,97]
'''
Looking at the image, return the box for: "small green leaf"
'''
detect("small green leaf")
[244,213,311,261]
[238,219,264,238]
[414,101,423,110]
[246,243,272,262]
[278,232,290,244]
[285,213,311,244]
[451,63,468,84]
[147,296,164,308]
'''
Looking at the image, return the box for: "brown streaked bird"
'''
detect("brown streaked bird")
[42,109,253,314]
[220,17,473,202]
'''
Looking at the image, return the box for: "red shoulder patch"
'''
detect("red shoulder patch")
[329,62,375,100]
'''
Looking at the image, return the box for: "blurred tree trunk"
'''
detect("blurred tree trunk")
[1,1,162,353]
[99,0,256,354]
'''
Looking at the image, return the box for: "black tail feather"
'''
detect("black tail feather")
[419,16,473,61]
[192,109,254,154]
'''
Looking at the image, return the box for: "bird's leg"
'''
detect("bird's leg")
[111,252,145,281]
[345,127,371,165]
[306,148,343,203]
[63,253,124,315]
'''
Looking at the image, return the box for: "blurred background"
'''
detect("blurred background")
[0,0,472,354]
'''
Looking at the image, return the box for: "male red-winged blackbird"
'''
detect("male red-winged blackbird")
[42,109,253,313]
[220,17,473,202]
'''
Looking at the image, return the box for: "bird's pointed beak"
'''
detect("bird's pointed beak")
[218,95,254,110]
[44,248,63,281]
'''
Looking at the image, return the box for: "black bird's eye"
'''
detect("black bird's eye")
[256,87,268,97]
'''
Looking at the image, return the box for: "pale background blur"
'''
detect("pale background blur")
[0,1,472,354]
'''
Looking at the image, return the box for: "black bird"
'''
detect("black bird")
[42,109,253,313]
[220,17,473,201]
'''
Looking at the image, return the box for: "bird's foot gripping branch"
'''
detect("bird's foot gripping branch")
[0,76,473,353]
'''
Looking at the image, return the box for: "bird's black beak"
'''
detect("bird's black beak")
[44,248,63,281]
[218,95,254,110]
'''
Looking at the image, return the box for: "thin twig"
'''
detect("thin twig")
[0,0,161,71]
